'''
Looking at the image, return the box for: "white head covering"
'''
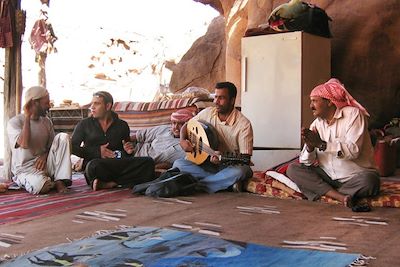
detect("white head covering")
[24,86,49,104]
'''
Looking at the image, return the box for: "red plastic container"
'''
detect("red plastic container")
[374,140,397,177]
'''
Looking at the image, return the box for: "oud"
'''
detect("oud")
[186,119,250,165]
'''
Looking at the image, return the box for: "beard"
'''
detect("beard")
[216,104,233,115]
[38,107,49,117]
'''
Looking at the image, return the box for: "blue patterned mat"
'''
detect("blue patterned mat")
[2,226,361,267]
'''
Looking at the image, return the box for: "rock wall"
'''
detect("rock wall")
[168,16,226,93]
[176,0,400,127]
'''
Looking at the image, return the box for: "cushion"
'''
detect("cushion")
[113,97,206,112]
[246,172,400,208]
[245,172,304,200]
[116,106,198,136]
[245,157,400,208]
[268,156,299,174]
[113,98,213,135]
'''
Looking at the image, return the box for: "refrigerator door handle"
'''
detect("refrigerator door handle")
[242,56,247,92]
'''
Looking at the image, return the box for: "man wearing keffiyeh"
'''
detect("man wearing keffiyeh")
[287,78,380,211]
[131,109,194,169]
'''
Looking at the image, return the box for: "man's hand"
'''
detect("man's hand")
[17,101,35,149]
[34,153,48,171]
[180,139,194,152]
[122,140,134,155]
[100,143,115,158]
[210,151,221,165]
[23,100,34,119]
[302,127,323,151]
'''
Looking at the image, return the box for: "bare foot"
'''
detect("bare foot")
[39,180,54,194]
[0,183,8,193]
[92,179,117,191]
[325,190,351,208]
[92,179,100,191]
[343,195,353,208]
[55,180,68,193]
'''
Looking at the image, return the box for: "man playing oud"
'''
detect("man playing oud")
[173,82,253,193]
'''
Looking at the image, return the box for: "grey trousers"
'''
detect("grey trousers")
[286,162,380,201]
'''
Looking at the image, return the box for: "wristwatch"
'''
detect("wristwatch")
[319,141,327,151]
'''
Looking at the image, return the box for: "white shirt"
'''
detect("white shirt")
[299,106,377,182]
[7,114,55,175]
[194,107,253,155]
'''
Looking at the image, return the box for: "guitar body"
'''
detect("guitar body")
[186,119,219,165]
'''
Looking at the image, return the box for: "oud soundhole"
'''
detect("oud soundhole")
[188,131,196,157]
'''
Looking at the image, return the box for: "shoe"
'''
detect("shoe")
[351,202,371,212]
[232,181,243,193]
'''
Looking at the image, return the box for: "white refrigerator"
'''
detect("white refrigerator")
[241,31,331,171]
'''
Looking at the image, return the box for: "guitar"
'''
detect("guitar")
[186,119,250,165]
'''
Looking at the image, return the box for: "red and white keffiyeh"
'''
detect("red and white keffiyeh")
[171,109,194,122]
[310,78,370,117]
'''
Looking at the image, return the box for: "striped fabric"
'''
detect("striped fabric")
[113,98,214,135]
[116,106,198,135]
[0,176,132,225]
[113,97,205,112]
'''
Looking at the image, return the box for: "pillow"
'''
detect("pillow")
[266,171,301,193]
[265,157,301,193]
[268,156,299,174]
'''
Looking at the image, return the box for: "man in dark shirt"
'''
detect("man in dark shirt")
[71,91,155,190]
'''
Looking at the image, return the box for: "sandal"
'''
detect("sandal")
[351,202,371,212]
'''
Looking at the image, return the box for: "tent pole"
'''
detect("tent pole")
[2,0,22,181]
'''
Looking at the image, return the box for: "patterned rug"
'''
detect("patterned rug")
[1,226,364,267]
[246,171,400,208]
[0,174,132,225]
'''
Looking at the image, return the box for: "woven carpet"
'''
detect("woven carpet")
[1,226,363,267]
[0,174,132,225]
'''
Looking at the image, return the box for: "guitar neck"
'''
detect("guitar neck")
[201,143,217,157]
[201,144,249,165]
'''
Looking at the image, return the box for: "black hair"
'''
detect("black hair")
[215,82,237,99]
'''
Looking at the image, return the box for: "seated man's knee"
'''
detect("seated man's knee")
[56,132,70,142]
[286,162,302,178]
[172,158,186,169]
[53,133,70,148]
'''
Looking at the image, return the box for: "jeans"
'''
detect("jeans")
[172,158,253,193]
